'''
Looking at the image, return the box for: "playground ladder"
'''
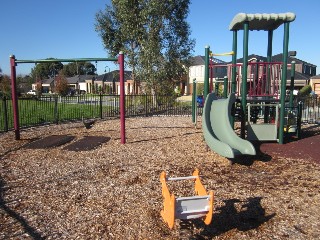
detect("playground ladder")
[160,169,214,229]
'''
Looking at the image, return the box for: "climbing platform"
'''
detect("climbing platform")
[247,103,279,141]
[160,169,214,229]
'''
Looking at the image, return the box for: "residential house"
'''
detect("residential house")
[188,53,317,96]
[188,55,227,94]
[67,75,96,94]
[87,70,136,94]
[310,75,320,95]
[32,78,55,93]
[272,53,316,88]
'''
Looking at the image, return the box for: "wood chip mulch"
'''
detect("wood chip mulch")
[0,117,319,240]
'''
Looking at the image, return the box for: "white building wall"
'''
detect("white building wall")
[189,65,205,84]
[79,82,87,92]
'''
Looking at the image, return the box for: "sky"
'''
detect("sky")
[1,0,319,76]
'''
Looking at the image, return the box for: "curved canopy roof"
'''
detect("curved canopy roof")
[229,12,296,31]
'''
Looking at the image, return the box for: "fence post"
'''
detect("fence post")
[296,101,302,139]
[54,96,58,124]
[99,93,103,119]
[145,94,148,117]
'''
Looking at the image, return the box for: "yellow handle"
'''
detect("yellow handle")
[210,51,234,56]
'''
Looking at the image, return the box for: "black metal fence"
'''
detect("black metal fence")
[0,94,193,132]
[297,96,320,124]
[1,94,319,133]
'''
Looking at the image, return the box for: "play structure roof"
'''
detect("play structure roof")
[229,12,296,31]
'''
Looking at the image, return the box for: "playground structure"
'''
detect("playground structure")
[192,12,303,158]
[160,169,214,229]
[9,53,127,144]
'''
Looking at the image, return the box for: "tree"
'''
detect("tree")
[55,70,69,96]
[62,62,96,77]
[30,59,63,80]
[35,77,43,96]
[95,0,194,95]
[62,62,79,77]
[0,75,11,97]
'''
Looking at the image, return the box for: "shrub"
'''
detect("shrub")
[298,85,312,97]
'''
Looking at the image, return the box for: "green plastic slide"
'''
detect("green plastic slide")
[202,93,256,158]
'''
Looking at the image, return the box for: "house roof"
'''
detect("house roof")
[189,56,227,66]
[190,56,205,66]
[67,75,96,83]
[96,70,133,82]
[310,74,320,79]
[42,78,54,84]
[287,70,309,81]
[191,53,317,68]
[272,53,316,67]
[67,75,96,84]
[229,12,296,31]
[67,76,81,84]
[235,54,267,63]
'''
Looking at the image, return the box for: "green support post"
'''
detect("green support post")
[223,76,228,98]
[204,46,210,100]
[231,30,238,93]
[231,30,238,127]
[241,22,249,138]
[264,30,273,123]
[266,30,273,93]
[279,22,290,144]
[289,61,296,108]
[192,79,197,124]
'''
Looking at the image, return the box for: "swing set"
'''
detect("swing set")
[9,53,127,143]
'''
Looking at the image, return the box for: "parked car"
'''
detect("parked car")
[27,90,36,95]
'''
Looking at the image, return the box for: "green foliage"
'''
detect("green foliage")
[0,75,11,97]
[298,85,312,97]
[196,83,204,96]
[62,62,79,77]
[95,0,194,95]
[216,83,224,97]
[30,59,63,80]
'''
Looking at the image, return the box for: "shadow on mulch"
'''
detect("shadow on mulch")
[230,142,273,166]
[0,177,45,239]
[63,136,111,151]
[177,197,275,238]
[24,135,75,149]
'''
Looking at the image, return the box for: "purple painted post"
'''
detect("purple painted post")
[10,55,20,140]
[118,52,126,144]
